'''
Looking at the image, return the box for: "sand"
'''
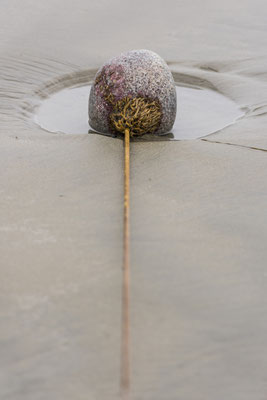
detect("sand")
[1,0,267,399]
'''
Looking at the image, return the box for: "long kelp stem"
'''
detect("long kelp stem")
[112,97,161,398]
[121,128,130,399]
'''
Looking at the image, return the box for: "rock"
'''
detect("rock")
[88,49,176,136]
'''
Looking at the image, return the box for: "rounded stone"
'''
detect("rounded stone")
[88,49,177,135]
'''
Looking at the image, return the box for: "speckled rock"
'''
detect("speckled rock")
[88,49,177,135]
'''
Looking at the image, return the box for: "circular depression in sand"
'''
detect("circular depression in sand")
[32,71,244,140]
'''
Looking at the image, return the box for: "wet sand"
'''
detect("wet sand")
[1,0,267,399]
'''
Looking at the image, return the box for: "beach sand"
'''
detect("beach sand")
[1,0,267,399]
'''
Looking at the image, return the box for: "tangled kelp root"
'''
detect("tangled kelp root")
[109,96,161,136]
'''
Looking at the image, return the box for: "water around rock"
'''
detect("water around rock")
[34,81,244,140]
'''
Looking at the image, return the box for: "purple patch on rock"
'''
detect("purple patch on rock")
[94,64,126,101]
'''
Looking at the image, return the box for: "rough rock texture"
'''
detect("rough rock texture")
[89,49,177,135]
